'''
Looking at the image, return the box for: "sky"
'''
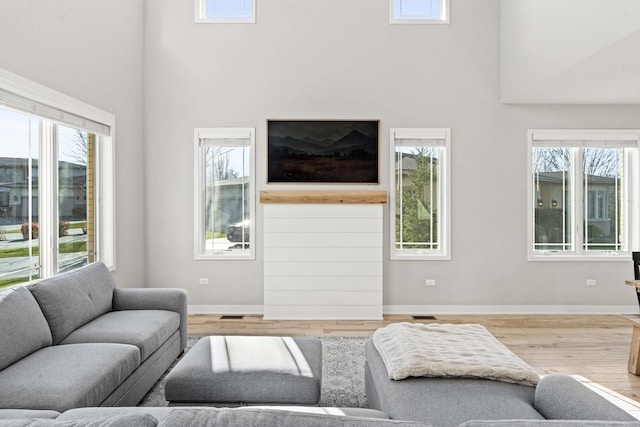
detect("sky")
[0,107,84,164]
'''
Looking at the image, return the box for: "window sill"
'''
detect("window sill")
[391,252,451,261]
[195,252,254,261]
[528,252,631,262]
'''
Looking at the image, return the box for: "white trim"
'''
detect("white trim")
[188,304,263,315]
[40,122,56,278]
[383,305,640,315]
[530,129,640,144]
[188,304,640,316]
[0,68,114,130]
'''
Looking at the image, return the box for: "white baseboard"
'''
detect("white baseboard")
[383,305,640,315]
[188,304,640,316]
[188,305,263,315]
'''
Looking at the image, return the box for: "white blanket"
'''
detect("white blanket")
[372,322,540,386]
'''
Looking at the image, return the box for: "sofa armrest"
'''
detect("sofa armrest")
[534,374,636,422]
[113,288,188,351]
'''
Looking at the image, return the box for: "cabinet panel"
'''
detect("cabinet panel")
[263,204,383,320]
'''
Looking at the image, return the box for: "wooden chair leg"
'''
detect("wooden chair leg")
[629,326,640,375]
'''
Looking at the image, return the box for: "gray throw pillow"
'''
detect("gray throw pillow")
[0,413,158,427]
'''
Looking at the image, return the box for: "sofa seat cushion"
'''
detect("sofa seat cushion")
[365,339,543,427]
[57,406,391,423]
[28,262,116,344]
[0,343,140,412]
[159,408,432,426]
[0,287,52,371]
[60,310,179,362]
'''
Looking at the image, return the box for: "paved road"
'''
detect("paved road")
[0,229,88,280]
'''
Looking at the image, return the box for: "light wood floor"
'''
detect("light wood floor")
[188,314,640,406]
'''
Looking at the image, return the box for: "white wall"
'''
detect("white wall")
[0,0,147,287]
[501,0,640,104]
[142,0,640,312]
[4,0,636,310]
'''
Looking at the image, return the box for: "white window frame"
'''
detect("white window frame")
[0,67,116,273]
[195,0,256,24]
[527,129,640,261]
[390,128,451,260]
[390,0,450,24]
[194,127,255,260]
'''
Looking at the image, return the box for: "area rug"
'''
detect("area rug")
[138,336,369,408]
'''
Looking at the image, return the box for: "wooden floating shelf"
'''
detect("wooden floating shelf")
[260,190,387,204]
[626,280,640,290]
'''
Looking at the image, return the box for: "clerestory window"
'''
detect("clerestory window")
[195,0,255,23]
[390,128,451,260]
[528,129,640,260]
[390,0,450,24]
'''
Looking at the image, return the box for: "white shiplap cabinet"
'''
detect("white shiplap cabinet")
[263,202,383,320]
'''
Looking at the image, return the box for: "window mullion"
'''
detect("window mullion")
[397,149,403,250]
[429,147,434,249]
[573,147,584,255]
[39,121,57,278]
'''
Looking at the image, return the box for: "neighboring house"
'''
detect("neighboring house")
[535,171,619,238]
[206,175,250,235]
[0,157,86,225]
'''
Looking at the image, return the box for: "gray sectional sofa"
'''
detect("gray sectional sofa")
[0,407,428,426]
[364,338,640,427]
[0,262,187,412]
[0,402,639,427]
[1,263,640,426]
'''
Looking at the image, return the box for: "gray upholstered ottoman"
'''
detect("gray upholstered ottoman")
[164,336,322,406]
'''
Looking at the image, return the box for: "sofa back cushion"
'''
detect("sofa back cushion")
[0,286,52,370]
[0,413,158,427]
[29,262,116,344]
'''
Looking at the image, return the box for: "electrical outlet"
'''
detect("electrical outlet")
[199,278,209,286]
[425,279,436,287]
[586,279,597,287]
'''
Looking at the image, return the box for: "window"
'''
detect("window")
[195,0,255,23]
[528,129,640,260]
[0,68,115,289]
[390,0,449,24]
[390,128,451,260]
[194,128,255,259]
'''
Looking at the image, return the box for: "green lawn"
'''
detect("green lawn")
[0,241,86,258]
[0,277,30,289]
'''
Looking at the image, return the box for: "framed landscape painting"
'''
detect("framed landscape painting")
[267,120,379,183]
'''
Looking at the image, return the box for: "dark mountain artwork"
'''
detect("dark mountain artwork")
[267,120,379,183]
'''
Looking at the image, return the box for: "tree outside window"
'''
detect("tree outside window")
[391,128,450,260]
